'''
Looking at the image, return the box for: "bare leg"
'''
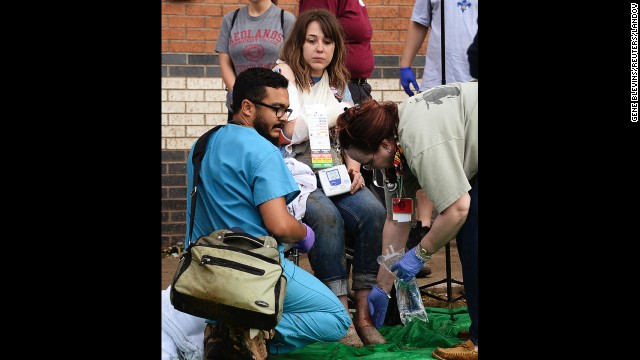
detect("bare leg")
[415,189,434,227]
[353,289,387,345]
[337,295,363,347]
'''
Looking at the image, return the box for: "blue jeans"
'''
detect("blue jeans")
[304,187,386,296]
[269,249,351,354]
[456,177,478,346]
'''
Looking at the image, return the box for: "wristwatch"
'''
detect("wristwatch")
[414,244,433,262]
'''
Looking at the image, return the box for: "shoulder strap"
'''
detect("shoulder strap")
[188,125,225,245]
[232,8,282,32]
[230,8,240,30]
[281,9,284,31]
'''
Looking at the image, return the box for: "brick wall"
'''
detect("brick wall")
[161,0,427,248]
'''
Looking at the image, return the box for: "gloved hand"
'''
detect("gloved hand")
[399,67,420,97]
[390,247,426,282]
[293,223,315,253]
[368,286,390,328]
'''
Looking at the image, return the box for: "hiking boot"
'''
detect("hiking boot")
[432,340,477,360]
[204,323,268,360]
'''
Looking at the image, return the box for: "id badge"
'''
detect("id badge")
[392,198,413,222]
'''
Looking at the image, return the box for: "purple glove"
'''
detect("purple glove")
[293,223,315,253]
[368,286,390,328]
[390,247,425,282]
[399,67,420,96]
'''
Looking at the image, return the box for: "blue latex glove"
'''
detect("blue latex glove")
[293,223,315,253]
[390,247,425,282]
[399,67,420,96]
[368,286,390,328]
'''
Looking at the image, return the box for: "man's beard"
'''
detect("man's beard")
[254,115,279,146]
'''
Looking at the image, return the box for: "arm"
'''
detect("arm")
[342,150,366,194]
[418,192,470,254]
[399,21,429,68]
[376,216,412,292]
[219,52,236,91]
[258,196,308,243]
[388,192,470,283]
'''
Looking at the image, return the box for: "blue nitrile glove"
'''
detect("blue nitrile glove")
[390,247,425,282]
[368,286,390,328]
[293,223,315,253]
[399,67,420,97]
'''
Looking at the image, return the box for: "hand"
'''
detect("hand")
[349,169,365,193]
[293,223,315,253]
[389,247,426,282]
[368,286,390,328]
[399,67,420,97]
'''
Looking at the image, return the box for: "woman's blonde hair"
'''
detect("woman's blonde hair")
[279,8,350,94]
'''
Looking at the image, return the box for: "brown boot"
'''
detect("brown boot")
[432,340,477,360]
[203,323,268,360]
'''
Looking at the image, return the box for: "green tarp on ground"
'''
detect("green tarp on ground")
[272,307,471,359]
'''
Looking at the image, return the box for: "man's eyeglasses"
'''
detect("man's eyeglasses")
[248,99,293,119]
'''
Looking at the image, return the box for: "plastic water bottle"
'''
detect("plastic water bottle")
[377,245,428,325]
[394,277,428,324]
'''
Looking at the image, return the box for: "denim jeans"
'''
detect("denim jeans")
[456,177,478,346]
[304,186,386,296]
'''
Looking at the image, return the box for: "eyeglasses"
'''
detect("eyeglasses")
[361,152,375,171]
[248,99,293,119]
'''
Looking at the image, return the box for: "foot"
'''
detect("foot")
[204,323,268,360]
[431,340,477,360]
[338,325,363,348]
[355,324,387,345]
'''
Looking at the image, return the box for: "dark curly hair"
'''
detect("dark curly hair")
[231,67,289,114]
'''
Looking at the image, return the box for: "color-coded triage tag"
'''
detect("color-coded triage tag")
[306,104,333,169]
[392,198,413,222]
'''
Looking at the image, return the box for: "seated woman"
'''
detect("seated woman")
[273,8,387,347]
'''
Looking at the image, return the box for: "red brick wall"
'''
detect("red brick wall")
[161,0,426,56]
[161,0,426,249]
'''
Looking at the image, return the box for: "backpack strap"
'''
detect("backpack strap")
[232,8,284,32]
[230,8,240,30]
[188,125,225,245]
[280,9,284,31]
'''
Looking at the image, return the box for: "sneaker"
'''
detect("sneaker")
[432,340,477,360]
[204,323,268,360]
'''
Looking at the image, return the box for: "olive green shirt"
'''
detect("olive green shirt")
[384,81,478,215]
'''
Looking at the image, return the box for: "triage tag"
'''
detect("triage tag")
[305,104,333,169]
[392,198,413,222]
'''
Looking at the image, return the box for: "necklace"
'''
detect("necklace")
[384,144,409,193]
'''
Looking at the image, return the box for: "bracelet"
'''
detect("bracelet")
[377,284,391,299]
[414,243,433,262]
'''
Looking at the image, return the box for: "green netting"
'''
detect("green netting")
[272,307,470,359]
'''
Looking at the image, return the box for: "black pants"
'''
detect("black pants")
[347,81,372,106]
